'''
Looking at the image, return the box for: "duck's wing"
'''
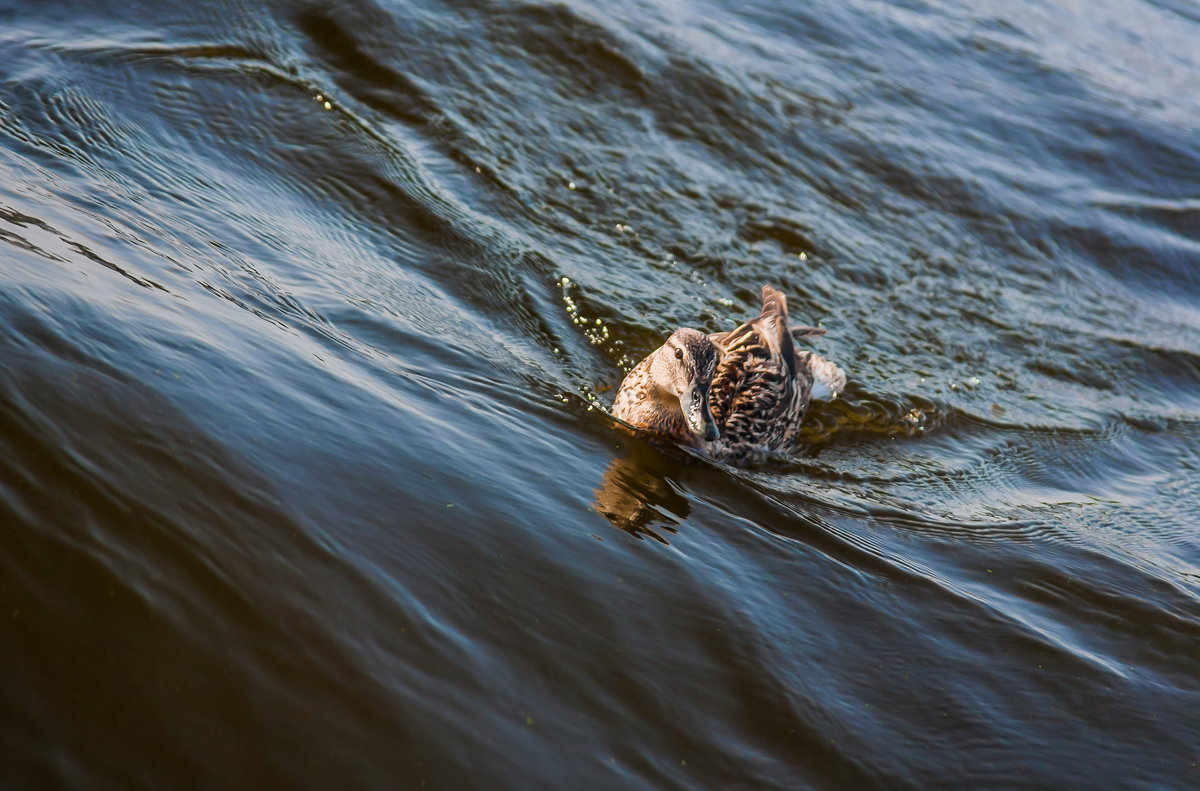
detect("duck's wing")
[791,325,826,340]
[709,285,811,450]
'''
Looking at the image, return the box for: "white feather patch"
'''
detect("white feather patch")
[807,353,847,400]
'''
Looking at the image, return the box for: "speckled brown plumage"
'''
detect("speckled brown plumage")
[612,285,845,464]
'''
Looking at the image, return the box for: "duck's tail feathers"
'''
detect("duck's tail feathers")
[762,286,829,341]
[756,285,794,362]
[759,284,789,322]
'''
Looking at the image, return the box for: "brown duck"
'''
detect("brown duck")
[611,285,845,463]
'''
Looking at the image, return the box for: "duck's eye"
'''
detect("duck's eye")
[674,348,683,360]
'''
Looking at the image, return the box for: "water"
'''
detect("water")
[1,0,1198,787]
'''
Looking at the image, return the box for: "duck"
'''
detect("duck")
[611,285,845,464]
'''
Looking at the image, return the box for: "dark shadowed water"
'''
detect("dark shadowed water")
[2,0,1198,787]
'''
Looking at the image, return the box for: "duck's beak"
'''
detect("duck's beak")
[681,383,720,442]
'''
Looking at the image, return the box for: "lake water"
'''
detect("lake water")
[1,0,1198,787]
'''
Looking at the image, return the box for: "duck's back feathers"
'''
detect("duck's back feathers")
[708,285,811,455]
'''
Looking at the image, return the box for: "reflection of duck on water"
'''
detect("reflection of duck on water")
[612,285,845,465]
[592,445,691,543]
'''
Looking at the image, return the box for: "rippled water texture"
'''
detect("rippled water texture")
[2,0,1198,787]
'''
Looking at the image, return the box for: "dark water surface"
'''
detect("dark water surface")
[2,0,1199,787]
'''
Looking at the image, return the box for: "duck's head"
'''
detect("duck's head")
[649,328,720,442]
